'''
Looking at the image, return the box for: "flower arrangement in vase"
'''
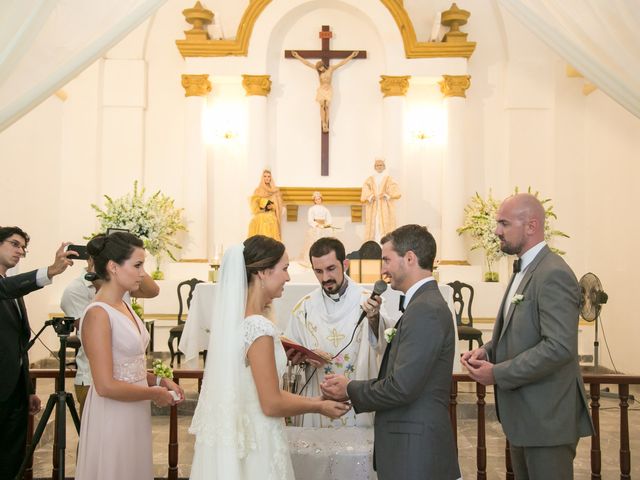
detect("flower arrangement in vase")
[458,188,568,282]
[457,191,504,282]
[90,181,187,279]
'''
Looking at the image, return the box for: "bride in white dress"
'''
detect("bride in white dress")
[189,235,350,479]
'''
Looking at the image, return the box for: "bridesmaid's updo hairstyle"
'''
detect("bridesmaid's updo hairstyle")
[243,235,286,284]
[87,232,144,280]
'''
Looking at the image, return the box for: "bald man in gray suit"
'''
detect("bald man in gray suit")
[462,194,594,479]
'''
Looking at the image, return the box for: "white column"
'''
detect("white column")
[380,76,409,167]
[181,74,211,260]
[243,74,271,173]
[439,75,471,263]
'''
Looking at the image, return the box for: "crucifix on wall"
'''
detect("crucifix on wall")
[285,25,366,176]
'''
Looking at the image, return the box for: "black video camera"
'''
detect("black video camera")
[45,316,76,336]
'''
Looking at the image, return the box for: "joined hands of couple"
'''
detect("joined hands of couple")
[316,375,351,419]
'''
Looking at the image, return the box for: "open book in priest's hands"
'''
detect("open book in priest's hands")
[280,336,332,364]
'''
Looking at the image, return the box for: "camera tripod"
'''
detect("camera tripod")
[16,318,81,480]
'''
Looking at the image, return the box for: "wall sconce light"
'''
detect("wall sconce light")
[415,131,431,141]
[223,131,235,140]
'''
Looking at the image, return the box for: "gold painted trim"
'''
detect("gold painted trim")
[567,65,597,96]
[176,0,270,57]
[54,90,68,101]
[583,82,597,96]
[181,74,212,97]
[280,187,363,223]
[242,74,272,96]
[438,259,470,266]
[176,1,476,59]
[379,75,410,97]
[381,0,476,58]
[178,258,209,263]
[439,74,471,98]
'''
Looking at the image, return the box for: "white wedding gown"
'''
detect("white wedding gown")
[190,314,295,480]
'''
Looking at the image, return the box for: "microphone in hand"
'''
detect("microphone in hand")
[356,279,388,327]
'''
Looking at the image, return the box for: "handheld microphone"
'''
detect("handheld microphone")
[355,279,388,328]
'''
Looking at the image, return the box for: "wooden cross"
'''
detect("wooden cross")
[285,26,366,176]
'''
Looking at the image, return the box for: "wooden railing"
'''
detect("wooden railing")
[25,370,639,480]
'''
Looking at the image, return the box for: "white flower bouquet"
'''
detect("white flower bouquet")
[458,188,569,281]
[91,181,187,276]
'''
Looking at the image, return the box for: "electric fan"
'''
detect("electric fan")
[579,272,608,370]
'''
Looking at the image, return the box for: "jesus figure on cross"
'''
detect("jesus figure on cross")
[291,50,359,133]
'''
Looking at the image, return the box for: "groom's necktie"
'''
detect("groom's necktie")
[398,295,405,313]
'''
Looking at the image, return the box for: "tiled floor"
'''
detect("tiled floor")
[29,359,640,479]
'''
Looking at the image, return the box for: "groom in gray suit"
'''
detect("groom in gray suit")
[322,224,460,480]
[462,194,593,479]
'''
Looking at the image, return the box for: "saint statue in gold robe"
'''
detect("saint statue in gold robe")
[361,158,401,242]
[248,169,283,241]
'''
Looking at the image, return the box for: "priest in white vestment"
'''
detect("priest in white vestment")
[285,238,394,427]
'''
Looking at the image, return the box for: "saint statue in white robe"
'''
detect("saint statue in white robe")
[361,158,401,242]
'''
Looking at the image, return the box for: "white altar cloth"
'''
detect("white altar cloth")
[287,426,376,480]
[179,282,461,371]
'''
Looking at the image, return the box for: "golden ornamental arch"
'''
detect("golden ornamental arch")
[176,1,475,59]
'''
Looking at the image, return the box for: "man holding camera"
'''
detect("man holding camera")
[0,226,74,479]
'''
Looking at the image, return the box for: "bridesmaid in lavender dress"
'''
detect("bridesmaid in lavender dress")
[76,232,184,480]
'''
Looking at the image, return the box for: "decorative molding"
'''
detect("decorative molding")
[182,1,214,41]
[379,0,476,58]
[176,0,270,57]
[181,74,212,97]
[54,90,68,101]
[280,187,363,223]
[439,74,471,98]
[175,0,476,59]
[178,258,209,263]
[242,74,272,96]
[379,75,411,97]
[566,64,597,96]
[441,3,470,43]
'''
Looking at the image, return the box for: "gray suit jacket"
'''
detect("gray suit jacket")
[484,246,594,446]
[347,281,460,480]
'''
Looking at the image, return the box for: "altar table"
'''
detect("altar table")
[287,426,377,480]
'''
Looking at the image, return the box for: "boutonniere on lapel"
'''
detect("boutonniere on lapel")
[510,294,524,305]
[384,327,397,343]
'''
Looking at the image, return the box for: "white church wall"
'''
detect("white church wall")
[144,0,189,203]
[0,94,67,361]
[582,91,640,374]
